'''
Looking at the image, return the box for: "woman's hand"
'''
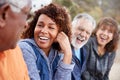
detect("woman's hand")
[56,32,72,64]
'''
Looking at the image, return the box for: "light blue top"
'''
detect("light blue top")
[74,49,81,62]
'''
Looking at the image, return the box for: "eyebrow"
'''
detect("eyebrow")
[49,23,56,25]
[38,21,56,25]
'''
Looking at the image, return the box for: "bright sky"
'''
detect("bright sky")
[31,0,52,12]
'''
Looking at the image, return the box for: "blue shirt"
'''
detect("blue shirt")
[74,49,81,62]
[72,47,88,80]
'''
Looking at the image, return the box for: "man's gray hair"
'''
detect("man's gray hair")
[0,0,31,13]
[0,0,6,7]
[72,13,96,29]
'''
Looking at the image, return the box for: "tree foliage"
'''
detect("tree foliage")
[53,0,120,33]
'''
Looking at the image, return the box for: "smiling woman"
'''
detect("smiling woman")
[81,17,120,80]
[18,3,74,80]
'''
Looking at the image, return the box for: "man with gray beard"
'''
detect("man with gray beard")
[71,13,96,80]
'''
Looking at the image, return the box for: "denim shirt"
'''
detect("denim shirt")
[18,39,74,80]
[71,46,88,80]
[25,41,60,80]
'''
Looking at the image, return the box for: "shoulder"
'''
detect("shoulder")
[18,39,37,58]
[4,45,22,56]
[4,46,25,63]
[18,39,36,50]
[108,51,116,58]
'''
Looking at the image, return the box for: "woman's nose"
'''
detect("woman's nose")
[103,30,108,35]
[41,26,48,33]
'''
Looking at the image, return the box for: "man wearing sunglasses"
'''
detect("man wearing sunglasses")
[0,0,31,80]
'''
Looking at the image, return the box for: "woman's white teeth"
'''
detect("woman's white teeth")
[101,36,107,40]
[39,37,48,40]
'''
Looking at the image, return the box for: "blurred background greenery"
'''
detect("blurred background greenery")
[53,0,120,34]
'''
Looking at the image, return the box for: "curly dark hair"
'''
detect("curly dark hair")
[92,17,119,52]
[21,3,72,51]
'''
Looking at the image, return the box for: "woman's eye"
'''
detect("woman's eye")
[49,26,55,29]
[108,30,113,33]
[38,24,43,27]
[100,28,105,31]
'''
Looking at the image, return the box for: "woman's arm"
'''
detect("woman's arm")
[56,32,72,64]
[104,52,116,80]
[18,42,41,80]
[53,32,74,80]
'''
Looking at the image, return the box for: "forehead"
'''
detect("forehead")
[38,14,56,24]
[100,24,115,31]
[78,18,92,25]
[75,18,93,31]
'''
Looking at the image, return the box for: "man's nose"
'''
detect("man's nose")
[80,31,87,37]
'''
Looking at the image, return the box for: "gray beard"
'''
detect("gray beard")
[71,38,88,50]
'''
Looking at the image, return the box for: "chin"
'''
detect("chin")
[1,45,16,52]
[73,41,88,49]
[8,41,18,50]
[71,42,80,49]
[10,44,17,50]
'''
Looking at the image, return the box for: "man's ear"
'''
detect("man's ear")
[0,16,6,28]
[0,4,10,28]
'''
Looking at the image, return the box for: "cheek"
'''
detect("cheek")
[96,30,100,36]
[72,32,78,39]
[72,28,79,34]
[18,19,26,29]
[34,27,39,35]
[20,20,26,27]
[50,30,59,41]
[74,30,80,36]
[87,35,91,40]
[52,32,58,39]
[34,31,38,40]
[109,34,113,40]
